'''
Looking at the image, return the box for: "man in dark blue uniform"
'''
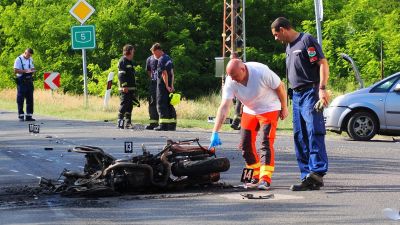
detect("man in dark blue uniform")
[117,44,137,129]
[271,17,330,191]
[145,52,159,130]
[13,48,36,121]
[150,43,177,131]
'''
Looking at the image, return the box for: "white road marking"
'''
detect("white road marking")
[32,156,39,159]
[10,170,19,173]
[46,159,53,162]
[65,162,71,165]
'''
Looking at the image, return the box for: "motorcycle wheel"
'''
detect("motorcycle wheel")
[172,157,230,177]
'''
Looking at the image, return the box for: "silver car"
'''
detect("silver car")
[324,72,400,141]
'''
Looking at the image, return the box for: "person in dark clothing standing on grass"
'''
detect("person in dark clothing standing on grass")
[13,48,36,122]
[271,17,330,191]
[145,51,159,130]
[150,43,177,131]
[117,44,137,129]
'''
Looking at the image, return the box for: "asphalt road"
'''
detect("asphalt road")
[1,110,400,225]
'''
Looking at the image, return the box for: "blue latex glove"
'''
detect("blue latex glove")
[209,132,222,149]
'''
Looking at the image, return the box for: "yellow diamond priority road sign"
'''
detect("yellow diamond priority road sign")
[69,0,95,24]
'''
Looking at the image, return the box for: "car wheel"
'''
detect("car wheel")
[346,111,378,141]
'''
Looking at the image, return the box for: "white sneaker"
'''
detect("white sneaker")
[244,178,259,189]
[257,181,271,190]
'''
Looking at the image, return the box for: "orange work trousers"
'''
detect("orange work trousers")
[239,111,279,184]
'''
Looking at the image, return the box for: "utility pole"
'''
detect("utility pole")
[221,0,246,130]
[222,0,246,61]
[220,0,246,87]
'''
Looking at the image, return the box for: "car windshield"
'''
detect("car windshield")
[371,75,400,93]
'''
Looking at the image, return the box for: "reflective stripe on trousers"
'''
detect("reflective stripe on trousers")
[118,91,135,120]
[156,79,176,125]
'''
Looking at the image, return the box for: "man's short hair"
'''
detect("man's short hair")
[271,17,292,31]
[25,48,34,54]
[123,44,135,55]
[150,43,162,51]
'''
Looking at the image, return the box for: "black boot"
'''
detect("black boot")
[18,115,24,122]
[145,123,158,130]
[168,123,176,131]
[290,173,324,191]
[25,115,36,121]
[290,179,319,191]
[117,119,124,129]
[125,122,133,129]
[117,113,124,129]
[307,172,324,187]
[230,116,241,130]
[124,113,132,129]
[154,123,168,131]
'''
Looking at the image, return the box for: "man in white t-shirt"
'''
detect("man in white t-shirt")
[209,59,288,190]
[13,48,36,121]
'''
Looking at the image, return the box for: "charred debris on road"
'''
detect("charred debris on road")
[38,139,231,197]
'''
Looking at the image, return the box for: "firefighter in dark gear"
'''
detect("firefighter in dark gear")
[150,43,177,131]
[117,44,137,129]
[13,48,36,122]
[145,53,159,130]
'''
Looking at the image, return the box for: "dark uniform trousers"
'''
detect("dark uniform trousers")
[148,80,159,126]
[118,90,135,123]
[156,80,176,130]
[16,75,34,119]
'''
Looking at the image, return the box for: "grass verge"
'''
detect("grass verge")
[0,88,293,131]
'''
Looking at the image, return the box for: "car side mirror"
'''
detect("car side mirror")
[394,83,400,92]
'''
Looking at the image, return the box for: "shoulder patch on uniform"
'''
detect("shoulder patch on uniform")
[307,47,316,57]
[307,47,318,63]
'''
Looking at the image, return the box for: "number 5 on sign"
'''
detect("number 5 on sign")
[76,31,92,43]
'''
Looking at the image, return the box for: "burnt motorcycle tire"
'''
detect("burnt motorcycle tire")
[172,157,230,177]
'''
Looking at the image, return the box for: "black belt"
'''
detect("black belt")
[293,83,317,92]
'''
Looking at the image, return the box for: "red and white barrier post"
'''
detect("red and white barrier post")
[103,72,114,108]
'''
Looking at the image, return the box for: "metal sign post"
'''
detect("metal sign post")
[314,0,323,46]
[82,49,88,107]
[69,0,95,108]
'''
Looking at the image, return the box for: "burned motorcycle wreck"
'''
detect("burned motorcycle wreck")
[40,139,230,196]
